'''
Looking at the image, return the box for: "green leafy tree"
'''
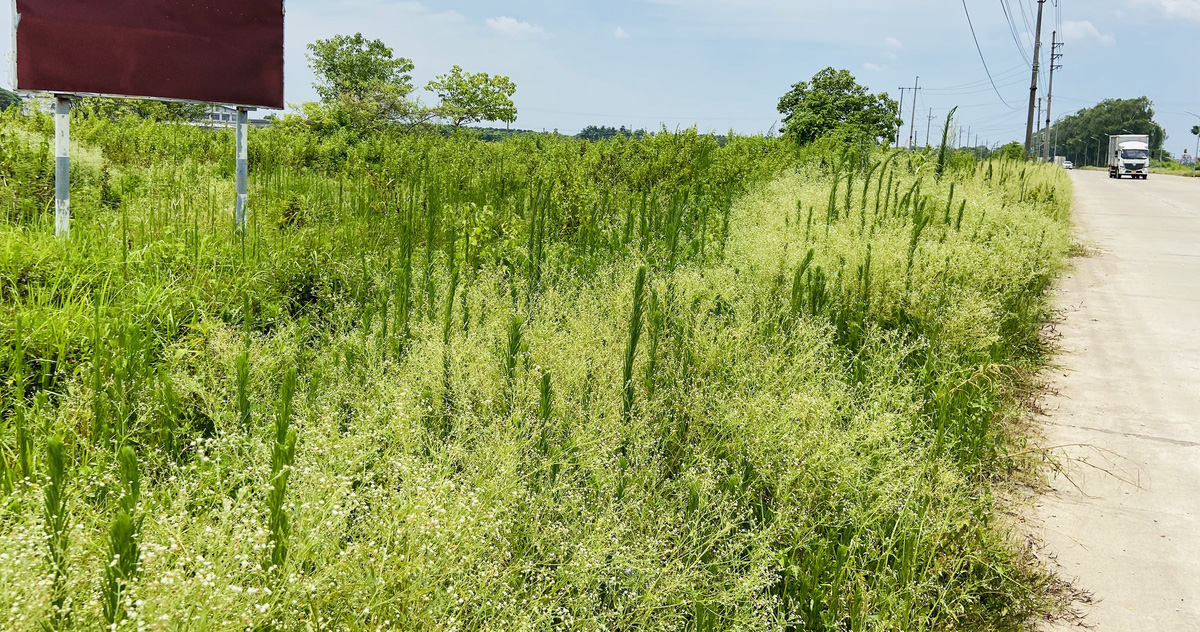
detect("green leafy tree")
[996,141,1025,161]
[305,33,433,133]
[307,33,415,103]
[777,67,901,145]
[1046,97,1166,167]
[427,66,517,128]
[577,125,646,141]
[0,88,20,111]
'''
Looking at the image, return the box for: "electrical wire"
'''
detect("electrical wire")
[925,77,1028,98]
[961,0,1020,108]
[1000,0,1032,66]
[924,63,1028,92]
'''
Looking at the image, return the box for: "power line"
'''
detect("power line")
[924,77,1028,98]
[961,0,1020,108]
[924,63,1028,92]
[1000,0,1032,66]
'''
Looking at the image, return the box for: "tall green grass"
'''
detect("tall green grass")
[0,108,1071,630]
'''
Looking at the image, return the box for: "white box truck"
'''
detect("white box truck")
[1108,134,1151,179]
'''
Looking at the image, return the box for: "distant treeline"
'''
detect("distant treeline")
[0,89,20,111]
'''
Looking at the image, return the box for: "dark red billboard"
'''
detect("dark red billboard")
[14,0,284,109]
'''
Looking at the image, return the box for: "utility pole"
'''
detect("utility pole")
[1036,97,1043,160]
[1043,31,1063,162]
[1024,0,1046,158]
[925,108,935,148]
[907,76,920,150]
[896,87,910,148]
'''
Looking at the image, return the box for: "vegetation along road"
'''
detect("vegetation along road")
[1036,170,1200,630]
[3,98,1076,628]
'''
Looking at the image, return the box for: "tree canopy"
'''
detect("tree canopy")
[0,89,19,111]
[777,68,900,145]
[301,35,519,134]
[303,34,435,134]
[426,66,517,128]
[576,125,647,142]
[306,33,415,104]
[1048,97,1166,166]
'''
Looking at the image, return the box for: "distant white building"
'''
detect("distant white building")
[200,104,241,127]
[1181,151,1195,166]
[20,93,55,115]
[200,104,271,128]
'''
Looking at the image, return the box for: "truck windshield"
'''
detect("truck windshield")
[1121,149,1149,160]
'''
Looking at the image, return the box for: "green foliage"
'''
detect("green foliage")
[622,266,648,424]
[777,67,901,145]
[265,368,298,573]
[306,33,415,104]
[936,107,959,180]
[504,315,524,412]
[236,351,252,433]
[43,437,70,630]
[426,65,518,127]
[303,33,429,135]
[0,88,20,111]
[1048,97,1167,166]
[996,141,1026,161]
[102,447,142,626]
[0,115,54,222]
[577,125,648,141]
[0,110,1073,630]
[76,97,206,122]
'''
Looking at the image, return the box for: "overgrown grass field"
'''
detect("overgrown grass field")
[1,109,1071,631]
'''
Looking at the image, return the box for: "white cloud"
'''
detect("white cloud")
[1134,0,1200,21]
[486,16,547,38]
[884,36,903,49]
[1061,20,1116,46]
[863,63,883,71]
[614,26,630,39]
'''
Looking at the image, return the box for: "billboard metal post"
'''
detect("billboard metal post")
[54,95,71,238]
[235,107,249,230]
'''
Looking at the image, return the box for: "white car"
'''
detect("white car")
[1063,161,1074,169]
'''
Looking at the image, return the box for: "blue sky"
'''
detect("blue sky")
[4,0,1199,154]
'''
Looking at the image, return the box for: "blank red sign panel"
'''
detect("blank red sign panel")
[14,0,284,109]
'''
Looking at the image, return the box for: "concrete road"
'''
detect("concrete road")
[1035,170,1200,630]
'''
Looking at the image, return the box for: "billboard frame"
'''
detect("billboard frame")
[10,0,283,237]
